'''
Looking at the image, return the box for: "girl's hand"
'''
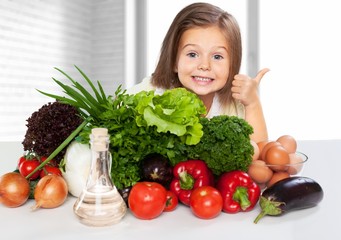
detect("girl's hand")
[231,68,270,106]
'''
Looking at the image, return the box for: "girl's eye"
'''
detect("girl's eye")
[187,52,198,58]
[213,54,223,60]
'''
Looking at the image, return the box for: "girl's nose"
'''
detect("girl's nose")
[198,63,210,71]
[198,58,211,71]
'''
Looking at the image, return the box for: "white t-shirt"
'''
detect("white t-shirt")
[126,77,245,119]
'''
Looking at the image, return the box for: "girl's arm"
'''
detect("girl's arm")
[244,99,268,143]
[231,68,270,143]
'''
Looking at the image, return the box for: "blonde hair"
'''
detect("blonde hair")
[151,2,242,106]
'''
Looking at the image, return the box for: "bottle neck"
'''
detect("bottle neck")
[87,133,114,191]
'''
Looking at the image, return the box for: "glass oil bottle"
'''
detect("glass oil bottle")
[73,128,127,227]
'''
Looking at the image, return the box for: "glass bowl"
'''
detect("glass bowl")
[247,151,308,189]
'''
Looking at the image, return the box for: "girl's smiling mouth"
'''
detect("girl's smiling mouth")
[192,76,214,83]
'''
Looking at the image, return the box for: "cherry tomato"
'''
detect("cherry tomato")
[128,181,167,220]
[189,186,223,219]
[40,156,58,167]
[17,156,27,169]
[39,165,62,178]
[19,159,41,180]
[163,190,178,212]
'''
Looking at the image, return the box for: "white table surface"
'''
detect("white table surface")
[1,140,340,240]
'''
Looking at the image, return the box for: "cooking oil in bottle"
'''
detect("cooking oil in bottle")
[73,128,127,227]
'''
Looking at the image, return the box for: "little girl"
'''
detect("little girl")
[127,2,269,143]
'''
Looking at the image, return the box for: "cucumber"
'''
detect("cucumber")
[254,176,324,223]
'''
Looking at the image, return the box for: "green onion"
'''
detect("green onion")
[37,65,110,121]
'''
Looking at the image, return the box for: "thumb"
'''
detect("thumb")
[254,68,270,85]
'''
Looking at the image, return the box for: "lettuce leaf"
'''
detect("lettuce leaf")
[134,88,206,145]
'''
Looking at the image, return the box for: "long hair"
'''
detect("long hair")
[151,2,242,106]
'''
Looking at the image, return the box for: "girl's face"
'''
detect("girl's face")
[175,26,230,106]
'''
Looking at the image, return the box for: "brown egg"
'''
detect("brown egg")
[257,141,269,156]
[257,141,269,159]
[265,145,290,171]
[250,140,260,161]
[266,171,290,187]
[287,153,304,175]
[260,141,281,160]
[247,160,273,184]
[276,135,297,154]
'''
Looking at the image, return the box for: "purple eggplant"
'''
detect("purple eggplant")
[254,176,324,223]
[140,153,173,188]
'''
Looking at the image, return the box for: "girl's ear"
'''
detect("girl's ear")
[174,65,178,73]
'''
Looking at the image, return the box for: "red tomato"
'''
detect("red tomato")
[19,159,41,180]
[39,165,62,178]
[189,186,223,219]
[17,156,27,169]
[40,156,58,167]
[128,181,167,220]
[163,190,178,212]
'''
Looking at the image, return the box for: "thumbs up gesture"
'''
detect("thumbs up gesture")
[231,68,270,106]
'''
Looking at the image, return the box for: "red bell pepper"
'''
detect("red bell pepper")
[216,170,260,213]
[170,160,214,206]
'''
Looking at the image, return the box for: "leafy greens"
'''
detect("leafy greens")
[76,87,206,189]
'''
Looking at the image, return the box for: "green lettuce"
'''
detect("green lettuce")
[134,88,206,145]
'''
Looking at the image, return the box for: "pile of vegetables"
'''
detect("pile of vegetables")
[0,106,75,209]
[0,66,325,224]
[1,102,74,208]
[74,87,207,190]
[9,100,82,201]
[37,66,254,190]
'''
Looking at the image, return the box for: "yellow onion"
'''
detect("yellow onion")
[32,174,68,210]
[0,172,30,208]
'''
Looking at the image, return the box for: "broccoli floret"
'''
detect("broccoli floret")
[185,115,254,176]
